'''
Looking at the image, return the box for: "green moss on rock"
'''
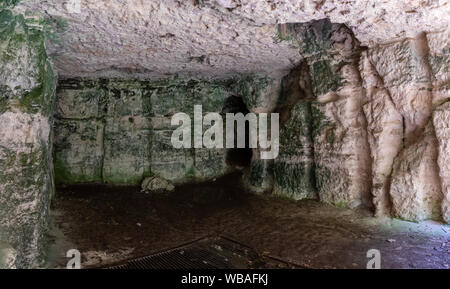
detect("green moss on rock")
[277,19,334,55]
[0,7,56,268]
[273,162,315,198]
[0,8,56,117]
[311,102,332,139]
[245,158,273,194]
[227,75,272,111]
[309,59,343,96]
[273,102,316,200]
[0,0,20,9]
[54,75,271,186]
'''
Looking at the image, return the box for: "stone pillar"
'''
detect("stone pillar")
[0,7,56,267]
[278,19,372,208]
[272,63,316,200]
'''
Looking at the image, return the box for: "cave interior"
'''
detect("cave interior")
[0,0,449,269]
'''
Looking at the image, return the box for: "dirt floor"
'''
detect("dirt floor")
[47,172,450,269]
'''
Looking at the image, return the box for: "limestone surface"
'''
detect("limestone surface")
[433,101,450,223]
[0,240,16,269]
[141,176,175,194]
[53,77,273,185]
[0,6,56,268]
[361,51,403,217]
[16,0,449,79]
[1,0,449,271]
[244,21,448,223]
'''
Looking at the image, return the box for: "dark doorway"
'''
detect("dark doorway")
[222,95,253,169]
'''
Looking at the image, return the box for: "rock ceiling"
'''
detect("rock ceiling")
[17,0,450,79]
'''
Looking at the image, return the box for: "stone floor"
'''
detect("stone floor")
[47,173,450,269]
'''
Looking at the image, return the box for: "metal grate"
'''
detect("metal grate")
[107,237,241,269]
[107,236,303,269]
[109,247,232,269]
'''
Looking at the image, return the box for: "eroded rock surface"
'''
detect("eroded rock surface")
[0,6,56,268]
[433,101,450,223]
[274,20,372,208]
[390,121,443,221]
[361,51,403,217]
[366,31,448,221]
[15,0,450,79]
[0,239,16,269]
[247,22,448,223]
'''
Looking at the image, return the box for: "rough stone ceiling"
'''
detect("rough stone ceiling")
[17,0,450,79]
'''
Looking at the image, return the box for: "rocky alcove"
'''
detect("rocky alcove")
[0,0,448,269]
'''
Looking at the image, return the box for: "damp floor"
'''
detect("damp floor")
[47,173,450,269]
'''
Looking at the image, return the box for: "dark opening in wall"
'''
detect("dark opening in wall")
[222,95,253,169]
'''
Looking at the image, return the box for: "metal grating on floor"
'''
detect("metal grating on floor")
[107,236,303,269]
[108,246,233,269]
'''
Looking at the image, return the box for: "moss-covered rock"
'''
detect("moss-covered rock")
[274,19,372,208]
[0,239,16,269]
[227,75,274,112]
[309,58,343,96]
[54,76,272,186]
[0,9,56,116]
[277,19,334,55]
[53,119,104,184]
[273,102,316,200]
[0,112,54,268]
[0,0,20,9]
[151,129,195,183]
[244,156,273,194]
[0,7,56,268]
[103,116,151,185]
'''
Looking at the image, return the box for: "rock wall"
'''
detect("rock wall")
[433,101,450,223]
[251,20,449,223]
[0,4,56,268]
[270,62,316,200]
[0,0,447,269]
[366,32,448,222]
[54,76,275,186]
[271,20,372,209]
[52,19,449,225]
